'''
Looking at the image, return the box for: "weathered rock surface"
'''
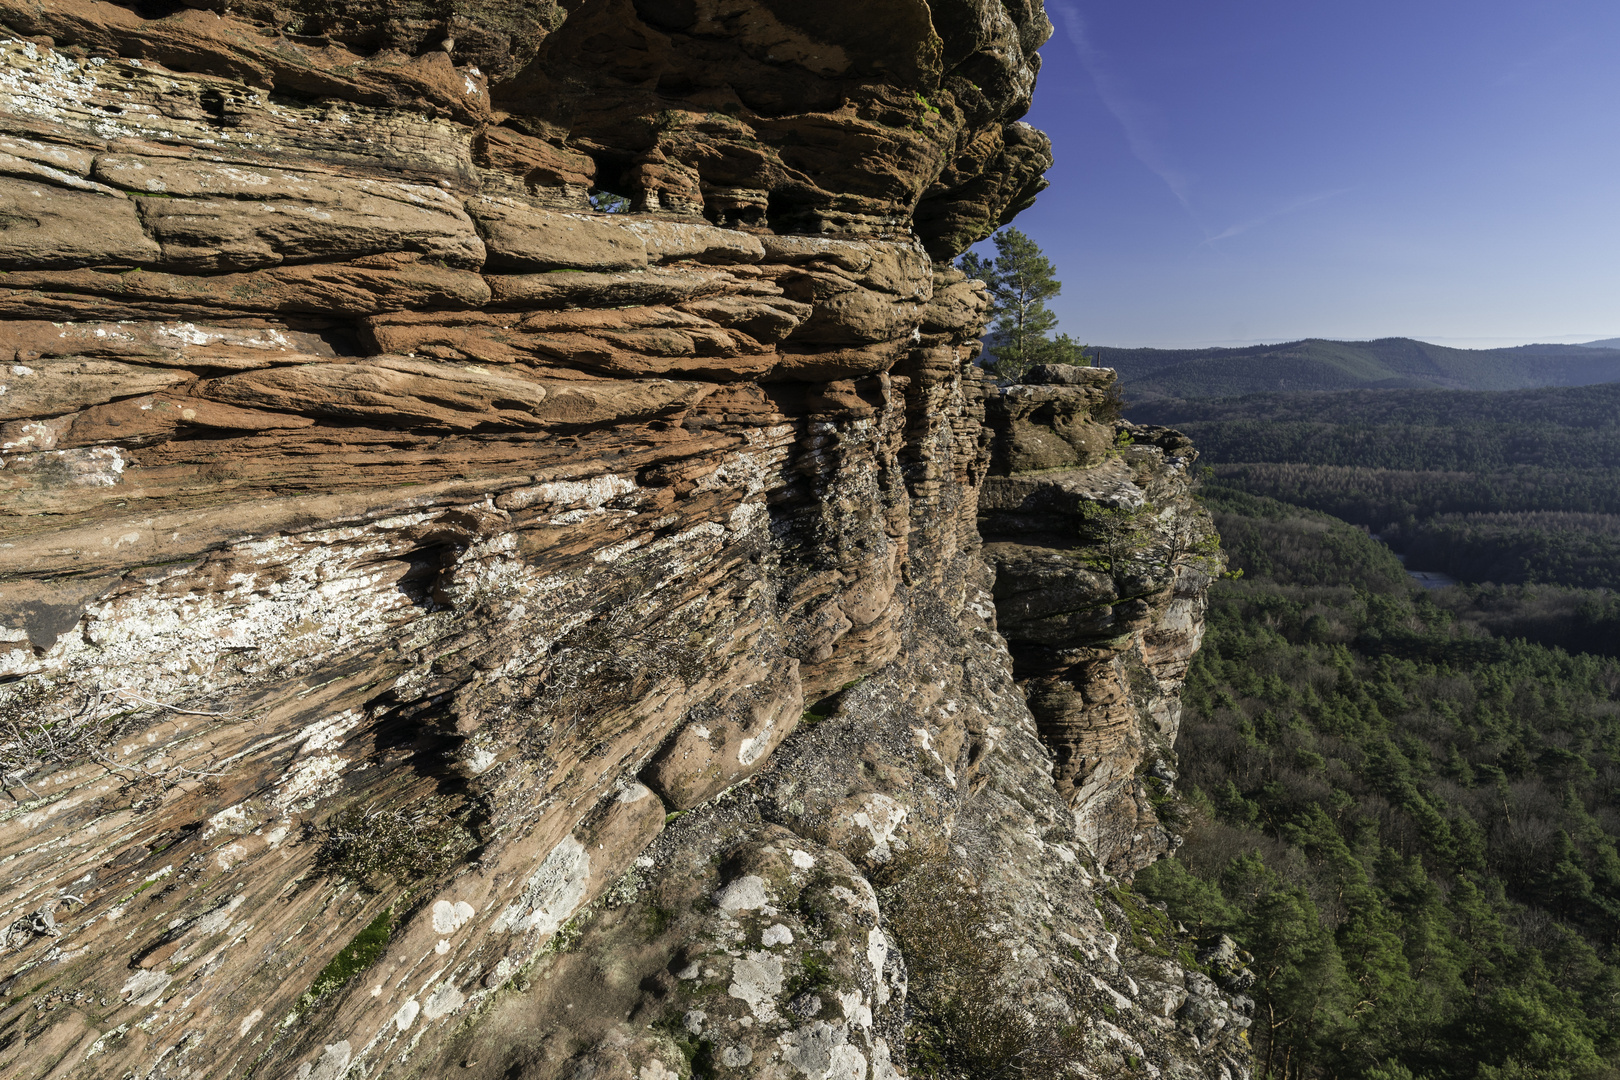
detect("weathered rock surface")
[0,4,1246,1079]
[981,366,1219,874]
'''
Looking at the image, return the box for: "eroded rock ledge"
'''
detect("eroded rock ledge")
[981,364,1220,875]
[0,3,1248,1078]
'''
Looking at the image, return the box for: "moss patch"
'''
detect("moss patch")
[299,906,392,1010]
[1108,885,1204,972]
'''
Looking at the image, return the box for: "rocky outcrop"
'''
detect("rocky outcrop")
[0,3,1246,1078]
[980,364,1220,874]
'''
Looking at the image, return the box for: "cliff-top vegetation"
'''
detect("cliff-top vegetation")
[962,228,1094,379]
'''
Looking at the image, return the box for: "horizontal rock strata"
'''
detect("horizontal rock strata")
[980,364,1221,874]
[0,3,1248,1078]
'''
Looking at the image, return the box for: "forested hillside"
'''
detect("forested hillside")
[1106,339,1620,398]
[1136,488,1620,1080]
[1130,383,1620,593]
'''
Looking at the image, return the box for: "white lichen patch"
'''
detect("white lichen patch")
[294,1040,352,1080]
[726,499,768,534]
[430,899,476,934]
[422,979,465,1020]
[202,802,259,840]
[498,473,634,513]
[865,928,889,996]
[298,709,364,753]
[726,950,783,1021]
[850,794,907,861]
[871,1038,902,1080]
[26,514,439,710]
[837,990,871,1031]
[269,754,349,812]
[735,715,778,767]
[493,835,589,935]
[780,1022,866,1080]
[120,969,171,1009]
[714,874,769,913]
[829,881,878,918]
[392,999,420,1031]
[215,841,250,870]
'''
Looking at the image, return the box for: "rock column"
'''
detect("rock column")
[979,364,1220,872]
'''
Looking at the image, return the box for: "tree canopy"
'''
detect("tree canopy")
[960,228,1090,378]
[1132,486,1620,1080]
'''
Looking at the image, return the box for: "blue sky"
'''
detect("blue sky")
[993,1,1620,349]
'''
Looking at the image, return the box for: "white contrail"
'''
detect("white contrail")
[1204,188,1354,244]
[1050,1,1197,214]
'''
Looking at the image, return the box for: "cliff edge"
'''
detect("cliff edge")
[0,2,1249,1077]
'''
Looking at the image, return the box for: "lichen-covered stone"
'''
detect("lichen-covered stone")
[0,4,1247,1078]
[981,369,1222,874]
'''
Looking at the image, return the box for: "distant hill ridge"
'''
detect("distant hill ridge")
[1102,336,1620,398]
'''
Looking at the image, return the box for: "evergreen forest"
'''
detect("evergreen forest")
[1123,381,1620,1080]
[1137,488,1620,1080]
[1132,384,1620,599]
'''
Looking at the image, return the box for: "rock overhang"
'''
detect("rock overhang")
[0,4,1249,1078]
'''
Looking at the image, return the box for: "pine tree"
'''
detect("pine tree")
[960,227,1091,379]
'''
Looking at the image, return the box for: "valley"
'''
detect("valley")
[1122,378,1620,1080]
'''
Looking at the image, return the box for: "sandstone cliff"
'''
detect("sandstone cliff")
[0,3,1248,1077]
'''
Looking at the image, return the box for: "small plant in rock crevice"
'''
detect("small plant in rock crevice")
[313,799,474,890]
[882,852,1086,1079]
[651,1013,715,1079]
[0,681,131,797]
[781,949,837,1001]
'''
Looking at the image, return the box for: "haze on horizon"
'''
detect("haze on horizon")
[1003,0,1620,351]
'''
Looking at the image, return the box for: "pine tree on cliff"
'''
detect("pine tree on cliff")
[961,227,1090,378]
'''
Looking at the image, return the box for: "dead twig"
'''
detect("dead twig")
[113,689,237,719]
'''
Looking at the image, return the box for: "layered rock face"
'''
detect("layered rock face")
[0,3,1248,1078]
[980,366,1220,875]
